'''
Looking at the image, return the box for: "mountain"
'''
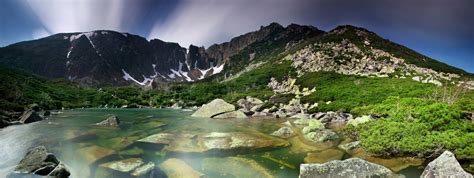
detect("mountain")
[0,23,321,87]
[0,23,470,88]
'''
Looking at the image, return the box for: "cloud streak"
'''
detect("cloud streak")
[23,0,130,35]
[148,0,316,48]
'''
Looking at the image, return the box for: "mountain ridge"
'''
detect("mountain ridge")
[0,23,470,88]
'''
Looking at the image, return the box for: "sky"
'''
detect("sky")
[0,0,472,72]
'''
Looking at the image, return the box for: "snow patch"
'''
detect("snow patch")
[122,69,153,86]
[212,64,225,75]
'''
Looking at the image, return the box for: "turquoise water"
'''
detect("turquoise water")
[0,108,424,177]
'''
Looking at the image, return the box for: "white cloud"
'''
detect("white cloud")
[23,0,126,33]
[148,0,314,48]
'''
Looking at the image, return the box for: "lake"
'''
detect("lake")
[0,108,424,177]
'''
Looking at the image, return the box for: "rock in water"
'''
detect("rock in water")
[421,151,473,178]
[10,146,70,178]
[18,109,43,124]
[191,99,235,118]
[159,158,205,178]
[270,127,295,138]
[213,110,248,119]
[304,129,339,143]
[95,115,120,127]
[299,158,400,178]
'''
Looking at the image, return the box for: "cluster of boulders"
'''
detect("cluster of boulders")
[8,146,70,178]
[1,109,45,129]
[283,30,472,88]
[299,150,473,178]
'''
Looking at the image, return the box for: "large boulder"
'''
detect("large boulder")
[213,110,248,119]
[9,146,70,178]
[299,158,400,178]
[421,151,473,178]
[191,99,235,118]
[18,109,43,124]
[95,115,120,127]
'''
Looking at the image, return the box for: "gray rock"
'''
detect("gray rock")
[299,158,401,178]
[274,110,287,118]
[213,110,248,119]
[347,115,372,127]
[10,146,70,178]
[95,115,120,127]
[270,127,295,138]
[100,158,144,173]
[304,129,339,143]
[291,113,309,120]
[237,96,264,112]
[191,99,235,118]
[131,162,155,177]
[338,141,360,153]
[421,151,473,178]
[319,112,352,123]
[19,109,43,124]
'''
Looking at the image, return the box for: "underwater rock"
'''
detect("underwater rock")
[270,127,295,138]
[131,162,156,177]
[191,99,235,118]
[299,158,400,178]
[157,132,289,153]
[213,110,248,119]
[95,115,120,127]
[304,149,344,164]
[137,133,174,145]
[18,109,43,124]
[100,158,144,173]
[9,146,70,178]
[421,151,473,178]
[159,158,205,178]
[202,157,273,178]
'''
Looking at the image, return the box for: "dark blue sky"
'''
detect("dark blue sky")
[0,0,472,72]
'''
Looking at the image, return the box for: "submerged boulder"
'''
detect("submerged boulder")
[202,157,273,178]
[159,158,205,178]
[213,110,248,119]
[421,151,472,178]
[299,158,400,178]
[100,158,144,172]
[9,146,70,178]
[139,132,289,153]
[95,115,120,127]
[191,99,235,118]
[18,109,43,124]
